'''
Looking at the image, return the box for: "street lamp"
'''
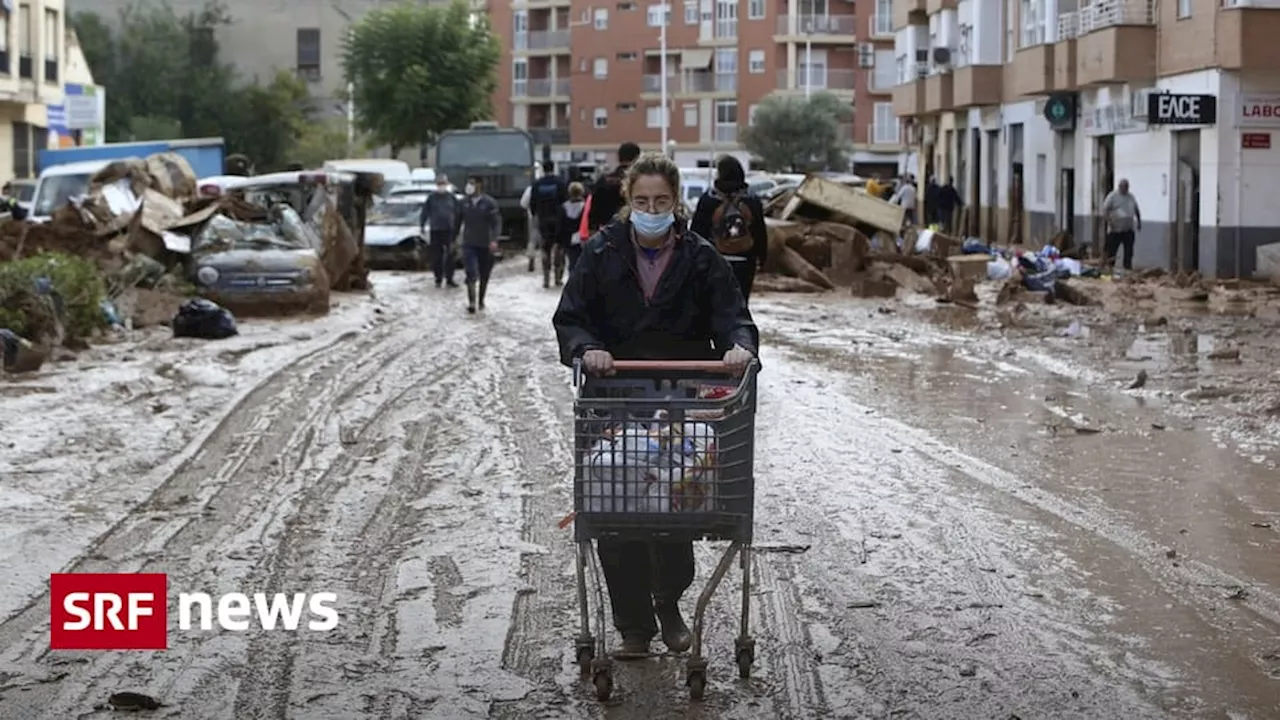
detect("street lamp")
[802,19,813,100]
[659,3,668,150]
[332,3,356,153]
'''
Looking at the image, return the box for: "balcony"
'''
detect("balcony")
[1053,13,1079,89]
[952,64,1002,107]
[529,127,571,145]
[514,78,571,99]
[923,72,953,113]
[1009,39,1054,96]
[1073,0,1156,86]
[869,13,894,39]
[641,72,736,95]
[1216,2,1280,69]
[925,0,957,14]
[893,78,925,117]
[893,0,927,30]
[775,68,857,95]
[517,29,571,53]
[775,13,858,40]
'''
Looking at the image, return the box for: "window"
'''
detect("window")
[873,102,898,144]
[1019,0,1044,47]
[684,0,698,23]
[798,48,827,88]
[594,108,608,128]
[617,51,638,61]
[647,3,672,25]
[618,102,637,111]
[748,49,765,73]
[714,0,737,38]
[594,58,608,78]
[646,105,670,128]
[1177,0,1191,17]
[512,60,528,95]
[514,10,528,49]
[872,0,892,35]
[594,8,609,29]
[714,100,737,143]
[683,103,697,127]
[715,48,737,91]
[618,2,637,8]
[0,12,8,54]
[748,104,759,126]
[1035,153,1047,204]
[18,3,31,57]
[748,0,765,19]
[295,28,320,80]
[42,8,57,60]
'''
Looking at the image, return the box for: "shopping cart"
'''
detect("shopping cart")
[569,358,759,702]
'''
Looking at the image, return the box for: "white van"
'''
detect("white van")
[322,158,412,191]
[29,159,115,223]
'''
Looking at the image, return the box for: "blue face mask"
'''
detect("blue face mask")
[631,210,674,237]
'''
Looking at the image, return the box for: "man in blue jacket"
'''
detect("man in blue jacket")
[420,175,462,288]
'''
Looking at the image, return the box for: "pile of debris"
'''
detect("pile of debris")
[758,175,1099,308]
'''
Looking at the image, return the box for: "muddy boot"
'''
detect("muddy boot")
[553,247,565,286]
[611,634,651,660]
[542,263,550,289]
[656,602,691,653]
[527,255,536,273]
[478,279,489,310]
[466,283,476,314]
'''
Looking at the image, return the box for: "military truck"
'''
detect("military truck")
[435,122,536,248]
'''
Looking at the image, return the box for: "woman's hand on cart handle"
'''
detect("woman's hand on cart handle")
[582,349,616,376]
[722,345,754,376]
[610,358,747,375]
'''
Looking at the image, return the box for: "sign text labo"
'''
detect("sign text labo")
[1147,93,1217,126]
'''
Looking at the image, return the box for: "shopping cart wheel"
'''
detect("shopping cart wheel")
[591,668,613,701]
[575,642,595,674]
[735,637,756,679]
[686,668,707,701]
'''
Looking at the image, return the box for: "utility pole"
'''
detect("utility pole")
[659,3,668,150]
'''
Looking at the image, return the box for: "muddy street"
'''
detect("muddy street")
[1,267,1278,719]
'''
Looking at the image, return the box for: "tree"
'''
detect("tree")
[740,92,853,172]
[290,118,356,168]
[343,0,500,156]
[70,1,311,171]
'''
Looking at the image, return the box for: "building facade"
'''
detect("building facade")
[892,0,1280,278]
[487,0,908,172]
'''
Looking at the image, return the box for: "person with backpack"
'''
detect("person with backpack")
[691,155,768,304]
[587,142,640,233]
[528,161,568,287]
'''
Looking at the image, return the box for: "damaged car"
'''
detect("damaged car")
[364,195,431,270]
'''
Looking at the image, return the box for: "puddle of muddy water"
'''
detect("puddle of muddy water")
[761,315,1280,717]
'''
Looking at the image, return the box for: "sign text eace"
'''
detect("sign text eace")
[1147,93,1217,125]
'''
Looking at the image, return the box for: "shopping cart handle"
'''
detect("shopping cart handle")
[612,360,735,373]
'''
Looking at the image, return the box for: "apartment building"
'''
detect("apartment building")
[0,0,81,181]
[488,0,908,172]
[892,0,1280,279]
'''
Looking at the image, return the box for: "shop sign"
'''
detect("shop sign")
[1239,94,1280,128]
[1146,93,1217,125]
[1242,132,1271,149]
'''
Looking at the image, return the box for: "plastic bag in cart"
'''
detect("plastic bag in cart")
[585,425,669,513]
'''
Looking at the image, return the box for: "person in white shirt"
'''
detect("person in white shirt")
[890,175,918,226]
[1101,178,1142,271]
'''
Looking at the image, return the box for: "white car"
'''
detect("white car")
[29,159,116,223]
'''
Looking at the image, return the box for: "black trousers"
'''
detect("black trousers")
[597,539,695,639]
[566,244,583,272]
[1105,230,1136,270]
[729,260,756,305]
[429,232,455,283]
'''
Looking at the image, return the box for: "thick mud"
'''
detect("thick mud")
[0,268,1277,719]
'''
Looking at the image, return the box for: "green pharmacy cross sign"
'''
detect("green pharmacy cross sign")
[1043,93,1077,131]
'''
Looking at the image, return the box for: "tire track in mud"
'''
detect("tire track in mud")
[0,312,468,718]
[484,287,831,719]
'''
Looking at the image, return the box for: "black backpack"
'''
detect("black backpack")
[532,176,562,219]
[710,190,754,255]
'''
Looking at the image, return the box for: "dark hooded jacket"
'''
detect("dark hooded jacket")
[586,164,628,233]
[690,177,769,268]
[552,219,759,365]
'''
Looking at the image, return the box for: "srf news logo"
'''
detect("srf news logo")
[49,573,339,650]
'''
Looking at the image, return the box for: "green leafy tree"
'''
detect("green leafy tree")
[741,92,853,172]
[291,118,356,168]
[343,0,500,156]
[70,1,312,171]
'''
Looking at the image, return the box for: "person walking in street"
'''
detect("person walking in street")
[553,151,758,660]
[586,141,641,233]
[936,176,963,233]
[1101,178,1142,273]
[691,154,767,305]
[559,181,588,277]
[890,174,918,227]
[923,175,941,226]
[1,183,27,221]
[460,176,502,314]
[530,160,569,288]
[419,174,461,288]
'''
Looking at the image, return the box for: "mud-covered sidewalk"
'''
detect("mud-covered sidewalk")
[0,267,1277,719]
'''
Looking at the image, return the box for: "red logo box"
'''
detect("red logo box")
[50,573,168,650]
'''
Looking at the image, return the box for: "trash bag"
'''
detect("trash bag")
[962,237,991,254]
[1024,268,1057,293]
[171,298,239,339]
[914,229,935,254]
[987,256,1013,281]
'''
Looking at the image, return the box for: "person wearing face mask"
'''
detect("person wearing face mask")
[420,174,462,288]
[552,152,758,660]
[459,176,502,313]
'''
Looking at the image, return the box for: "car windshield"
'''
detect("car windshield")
[33,173,92,216]
[437,133,532,168]
[12,183,35,202]
[370,203,420,226]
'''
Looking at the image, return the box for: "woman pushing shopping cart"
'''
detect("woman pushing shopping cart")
[551,151,760,701]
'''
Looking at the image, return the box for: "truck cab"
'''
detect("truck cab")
[29,159,114,223]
